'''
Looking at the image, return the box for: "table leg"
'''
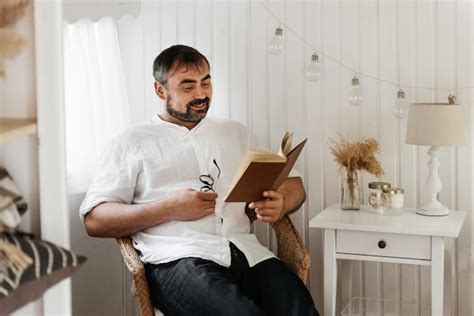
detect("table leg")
[324,229,337,316]
[431,236,445,316]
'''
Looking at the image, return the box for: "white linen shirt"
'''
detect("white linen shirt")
[80,115,278,267]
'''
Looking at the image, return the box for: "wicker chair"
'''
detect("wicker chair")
[117,214,310,316]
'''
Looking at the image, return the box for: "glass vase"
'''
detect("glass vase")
[341,168,361,210]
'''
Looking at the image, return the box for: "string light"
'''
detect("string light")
[259,0,474,93]
[305,53,321,82]
[268,27,283,55]
[348,76,363,106]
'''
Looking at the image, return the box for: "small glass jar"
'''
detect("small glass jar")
[383,187,405,209]
[368,182,391,214]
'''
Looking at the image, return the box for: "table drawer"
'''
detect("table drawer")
[336,230,431,260]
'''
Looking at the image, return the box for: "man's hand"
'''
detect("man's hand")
[248,190,285,223]
[169,189,217,221]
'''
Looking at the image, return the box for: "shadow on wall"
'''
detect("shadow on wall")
[68,191,130,316]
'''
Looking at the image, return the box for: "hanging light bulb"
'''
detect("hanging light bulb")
[268,27,283,55]
[393,89,408,119]
[348,76,363,106]
[305,53,321,81]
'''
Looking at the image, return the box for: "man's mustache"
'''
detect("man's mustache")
[188,97,210,107]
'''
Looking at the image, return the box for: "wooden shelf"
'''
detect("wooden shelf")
[0,118,37,144]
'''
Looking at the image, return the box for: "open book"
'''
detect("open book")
[224,132,307,202]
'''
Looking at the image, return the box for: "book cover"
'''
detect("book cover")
[224,132,307,202]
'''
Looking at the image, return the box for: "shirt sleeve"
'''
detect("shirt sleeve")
[79,135,139,221]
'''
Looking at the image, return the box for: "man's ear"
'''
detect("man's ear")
[154,81,167,100]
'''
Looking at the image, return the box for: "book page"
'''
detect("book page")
[247,150,286,162]
[278,132,293,157]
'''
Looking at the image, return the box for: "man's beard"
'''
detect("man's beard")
[166,96,210,123]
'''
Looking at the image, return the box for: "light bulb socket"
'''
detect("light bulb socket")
[311,53,319,63]
[351,76,360,87]
[275,27,283,36]
[397,89,405,99]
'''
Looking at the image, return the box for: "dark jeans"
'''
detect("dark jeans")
[144,243,319,316]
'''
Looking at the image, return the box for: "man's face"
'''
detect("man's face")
[155,61,212,128]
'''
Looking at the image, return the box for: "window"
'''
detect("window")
[63,17,131,192]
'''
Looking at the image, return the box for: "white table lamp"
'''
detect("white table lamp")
[405,102,465,216]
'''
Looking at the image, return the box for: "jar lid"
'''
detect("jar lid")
[384,187,405,194]
[368,182,391,190]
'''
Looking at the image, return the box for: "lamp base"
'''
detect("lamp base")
[416,146,450,217]
[416,200,450,216]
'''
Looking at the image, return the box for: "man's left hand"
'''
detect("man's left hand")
[248,190,285,223]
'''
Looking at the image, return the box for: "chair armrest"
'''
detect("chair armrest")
[271,216,310,284]
[117,236,143,273]
[116,237,155,316]
[246,205,310,284]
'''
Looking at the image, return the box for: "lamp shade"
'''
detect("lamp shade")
[405,103,465,146]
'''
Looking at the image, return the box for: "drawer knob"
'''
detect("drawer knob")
[378,240,386,249]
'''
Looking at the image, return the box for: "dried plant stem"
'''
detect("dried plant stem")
[346,170,358,204]
[341,169,360,209]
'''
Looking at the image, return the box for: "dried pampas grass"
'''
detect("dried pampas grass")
[0,0,30,28]
[329,133,384,177]
[0,0,30,78]
[0,28,25,77]
[0,237,33,283]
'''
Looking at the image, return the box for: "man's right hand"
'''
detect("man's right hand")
[168,189,217,221]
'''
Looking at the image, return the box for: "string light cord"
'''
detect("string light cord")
[259,0,473,92]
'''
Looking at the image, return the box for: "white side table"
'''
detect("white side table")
[309,204,466,316]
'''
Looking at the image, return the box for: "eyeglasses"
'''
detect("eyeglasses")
[199,159,221,192]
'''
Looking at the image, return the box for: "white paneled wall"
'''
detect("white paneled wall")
[117,0,473,314]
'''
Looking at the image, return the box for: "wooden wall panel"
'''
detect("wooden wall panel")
[249,0,271,247]
[456,2,473,316]
[303,0,324,310]
[117,1,473,314]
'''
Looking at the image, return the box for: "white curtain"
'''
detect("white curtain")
[63,17,131,192]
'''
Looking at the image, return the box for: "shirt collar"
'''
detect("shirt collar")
[151,114,208,133]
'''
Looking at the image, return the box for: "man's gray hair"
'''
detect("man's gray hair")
[153,45,210,86]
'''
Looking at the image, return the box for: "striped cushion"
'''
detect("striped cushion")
[0,231,86,314]
[0,167,27,229]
